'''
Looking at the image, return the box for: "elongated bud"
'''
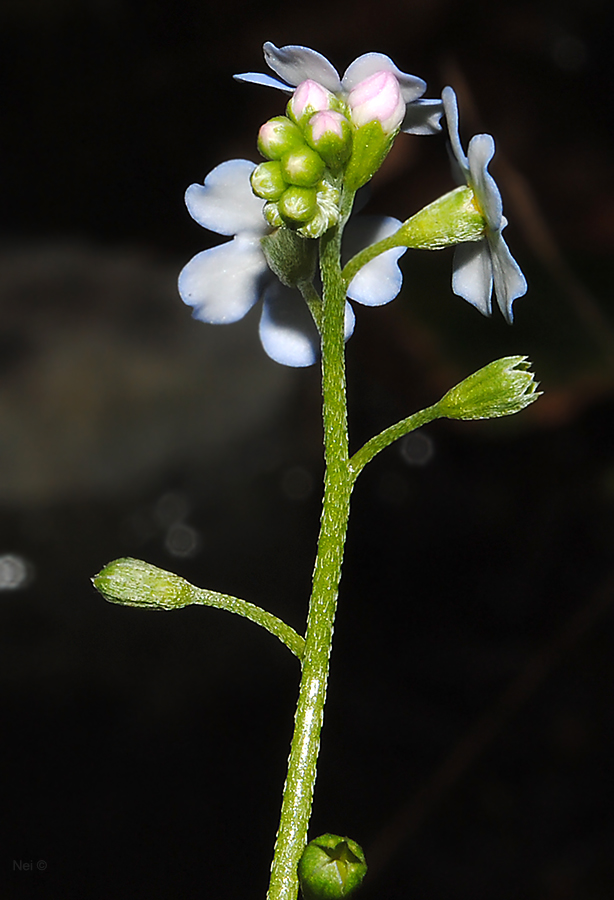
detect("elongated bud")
[304,110,352,172]
[258,116,305,160]
[298,834,367,900]
[343,119,395,191]
[436,356,541,420]
[288,79,335,124]
[347,70,405,133]
[394,186,486,249]
[93,558,192,609]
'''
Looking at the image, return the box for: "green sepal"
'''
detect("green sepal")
[296,176,341,239]
[393,185,485,249]
[435,356,541,420]
[343,120,396,191]
[261,226,317,287]
[304,117,352,175]
[341,186,487,288]
[298,834,367,900]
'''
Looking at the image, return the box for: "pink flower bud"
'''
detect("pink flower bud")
[308,110,348,142]
[288,79,335,122]
[347,70,405,134]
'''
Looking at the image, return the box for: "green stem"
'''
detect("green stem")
[266,199,355,900]
[349,404,442,481]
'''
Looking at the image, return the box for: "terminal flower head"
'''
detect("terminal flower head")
[235,42,442,135]
[442,86,527,323]
[178,159,407,367]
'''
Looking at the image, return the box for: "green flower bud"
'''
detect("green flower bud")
[93,557,192,610]
[298,834,367,900]
[279,185,318,224]
[281,146,326,188]
[304,111,352,174]
[258,116,305,161]
[296,176,341,239]
[394,185,486,249]
[343,120,396,191]
[250,161,287,201]
[436,356,541,421]
[263,201,283,228]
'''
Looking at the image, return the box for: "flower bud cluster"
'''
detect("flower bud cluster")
[250,82,353,239]
[250,70,412,233]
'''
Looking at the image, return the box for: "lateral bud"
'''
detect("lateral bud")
[92,558,192,610]
[298,834,367,900]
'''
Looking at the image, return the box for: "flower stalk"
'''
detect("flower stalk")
[266,196,356,900]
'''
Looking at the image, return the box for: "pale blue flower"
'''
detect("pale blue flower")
[235,42,442,136]
[178,159,407,367]
[442,86,527,323]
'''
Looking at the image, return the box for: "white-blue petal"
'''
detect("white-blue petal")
[263,42,342,93]
[452,241,494,316]
[341,53,426,103]
[233,71,294,92]
[178,236,269,324]
[345,216,407,307]
[442,86,469,177]
[259,283,319,367]
[467,134,502,232]
[488,230,528,324]
[401,98,443,135]
[185,160,266,237]
[344,301,356,340]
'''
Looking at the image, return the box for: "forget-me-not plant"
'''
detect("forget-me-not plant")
[94,41,540,900]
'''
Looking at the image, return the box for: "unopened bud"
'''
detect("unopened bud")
[93,558,192,610]
[304,111,352,172]
[258,116,305,161]
[347,70,405,134]
[281,146,326,187]
[250,161,287,201]
[279,186,318,224]
[288,79,335,124]
[436,356,541,421]
[298,834,367,900]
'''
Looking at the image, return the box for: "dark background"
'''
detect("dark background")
[2,0,614,897]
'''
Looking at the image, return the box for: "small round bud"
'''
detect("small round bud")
[258,116,305,161]
[250,161,287,201]
[263,201,283,228]
[298,834,367,900]
[278,186,318,224]
[304,111,352,172]
[288,79,335,124]
[281,146,326,187]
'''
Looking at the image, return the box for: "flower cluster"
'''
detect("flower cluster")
[178,43,528,366]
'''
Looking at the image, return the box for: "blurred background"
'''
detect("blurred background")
[2,0,614,897]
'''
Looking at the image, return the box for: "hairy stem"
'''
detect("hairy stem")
[266,211,354,900]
